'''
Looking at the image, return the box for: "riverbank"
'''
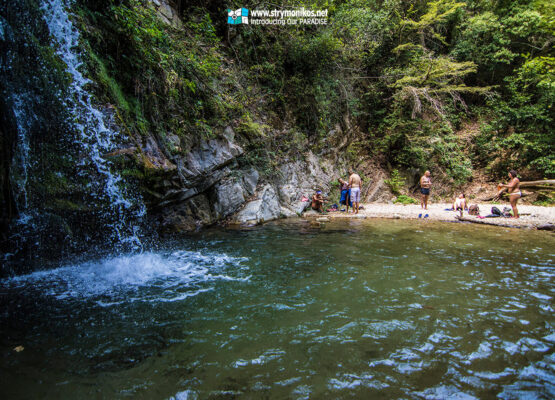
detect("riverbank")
[302,203,555,230]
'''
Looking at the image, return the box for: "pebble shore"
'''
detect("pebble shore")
[303,203,555,230]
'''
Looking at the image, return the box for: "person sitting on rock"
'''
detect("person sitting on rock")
[312,190,326,213]
[452,193,467,211]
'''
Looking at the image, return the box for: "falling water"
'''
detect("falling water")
[40,0,145,248]
[10,93,33,224]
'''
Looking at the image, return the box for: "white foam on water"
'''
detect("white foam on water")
[473,368,516,381]
[397,361,428,375]
[497,354,555,399]
[416,342,434,354]
[465,341,493,363]
[502,337,551,356]
[328,377,362,390]
[275,377,302,387]
[328,372,379,390]
[415,385,479,400]
[169,390,198,400]
[529,292,552,301]
[1,251,249,304]
[368,358,395,368]
[362,319,415,339]
[233,349,285,368]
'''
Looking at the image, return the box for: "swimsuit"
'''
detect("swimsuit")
[420,177,431,195]
[454,198,465,210]
[510,191,522,197]
[350,187,361,202]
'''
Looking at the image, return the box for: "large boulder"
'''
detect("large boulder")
[149,0,183,27]
[211,179,246,219]
[209,167,259,219]
[242,168,259,196]
[276,151,336,211]
[180,137,243,184]
[233,185,281,224]
[154,193,214,232]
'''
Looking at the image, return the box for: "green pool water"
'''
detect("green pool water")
[1,219,554,399]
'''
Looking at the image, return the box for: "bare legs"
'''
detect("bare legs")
[509,194,520,218]
[421,194,429,210]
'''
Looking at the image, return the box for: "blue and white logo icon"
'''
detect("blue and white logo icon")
[228,8,249,24]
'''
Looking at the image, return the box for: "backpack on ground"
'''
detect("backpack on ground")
[502,206,513,217]
[468,204,479,215]
[491,206,502,216]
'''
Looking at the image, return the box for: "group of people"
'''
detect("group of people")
[420,169,522,218]
[311,168,522,219]
[339,169,362,214]
[311,169,363,214]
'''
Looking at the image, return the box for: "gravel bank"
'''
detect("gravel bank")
[303,203,555,230]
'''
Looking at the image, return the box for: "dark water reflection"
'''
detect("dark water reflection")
[1,219,554,399]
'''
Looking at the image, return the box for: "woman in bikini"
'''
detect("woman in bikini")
[498,170,521,218]
[452,193,467,211]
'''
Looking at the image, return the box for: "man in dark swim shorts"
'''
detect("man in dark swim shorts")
[419,170,431,210]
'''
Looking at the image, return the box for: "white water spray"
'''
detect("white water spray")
[41,0,145,247]
[3,250,250,304]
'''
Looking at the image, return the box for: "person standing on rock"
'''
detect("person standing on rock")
[419,170,432,210]
[348,169,362,214]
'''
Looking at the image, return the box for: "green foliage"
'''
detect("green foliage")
[384,169,405,195]
[401,0,466,47]
[394,195,419,204]
[236,113,269,139]
[74,0,554,188]
[452,12,516,75]
[77,0,231,143]
[533,191,555,206]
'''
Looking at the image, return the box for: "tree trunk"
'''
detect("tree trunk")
[519,180,555,187]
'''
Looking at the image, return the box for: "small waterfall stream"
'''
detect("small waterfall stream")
[41,0,145,248]
[11,93,33,223]
[0,0,150,271]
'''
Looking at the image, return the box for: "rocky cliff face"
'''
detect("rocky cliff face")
[83,1,394,231]
[125,124,351,231]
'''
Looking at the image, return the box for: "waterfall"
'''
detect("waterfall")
[39,0,145,249]
[11,93,33,224]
